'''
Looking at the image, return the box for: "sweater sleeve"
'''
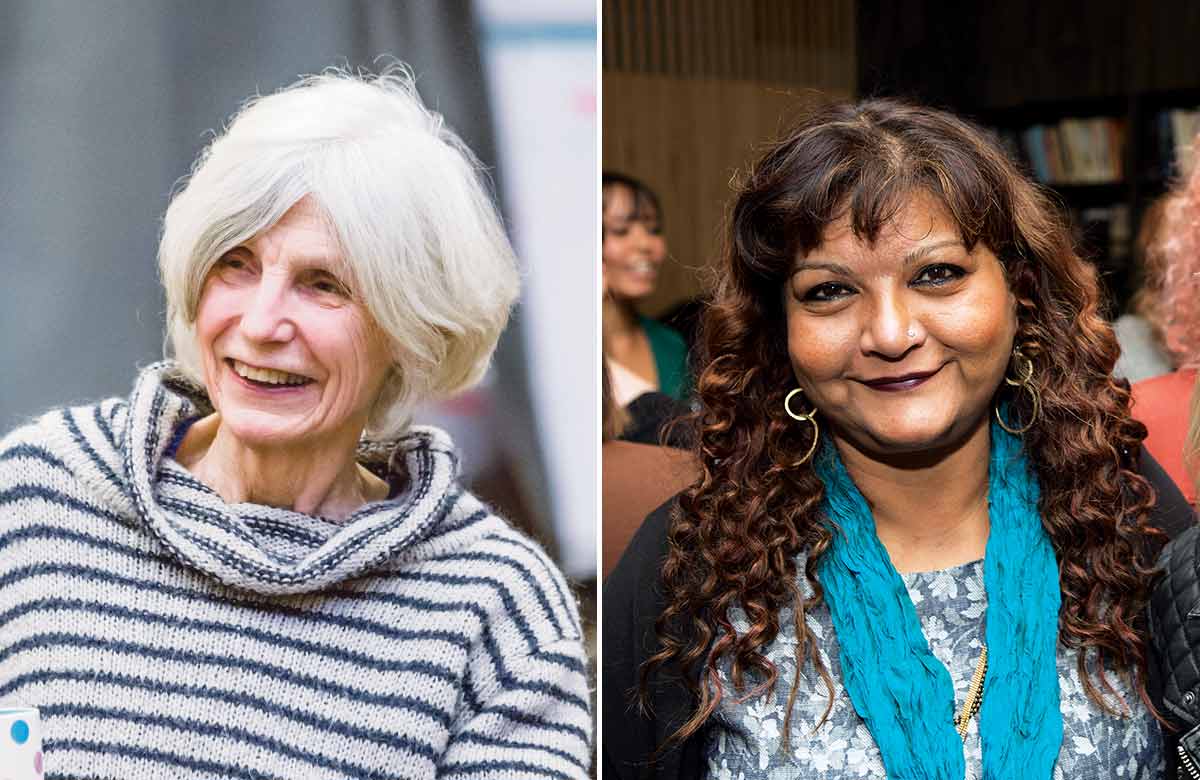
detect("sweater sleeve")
[438,637,593,779]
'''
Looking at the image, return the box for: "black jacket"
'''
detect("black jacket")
[1150,518,1200,777]
[604,451,1193,780]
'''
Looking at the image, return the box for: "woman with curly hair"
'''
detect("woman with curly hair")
[603,98,1193,779]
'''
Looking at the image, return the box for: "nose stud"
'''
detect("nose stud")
[906,329,917,339]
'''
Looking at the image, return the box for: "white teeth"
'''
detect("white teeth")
[232,360,310,386]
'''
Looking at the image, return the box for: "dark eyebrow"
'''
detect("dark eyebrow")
[794,239,966,276]
[901,240,965,265]
[793,260,855,276]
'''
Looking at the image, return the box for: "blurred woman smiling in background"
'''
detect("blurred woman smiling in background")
[602,172,690,405]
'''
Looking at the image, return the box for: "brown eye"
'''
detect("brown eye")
[802,282,855,302]
[216,253,252,273]
[913,263,966,286]
[310,273,347,296]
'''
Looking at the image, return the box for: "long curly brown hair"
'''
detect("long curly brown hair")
[641,98,1164,747]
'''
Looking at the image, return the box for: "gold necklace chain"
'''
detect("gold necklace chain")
[953,644,988,740]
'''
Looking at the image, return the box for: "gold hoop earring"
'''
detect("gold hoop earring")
[784,388,820,465]
[994,348,1041,435]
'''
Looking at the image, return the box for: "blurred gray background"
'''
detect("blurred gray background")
[0,0,494,427]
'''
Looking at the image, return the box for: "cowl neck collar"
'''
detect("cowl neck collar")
[123,361,461,595]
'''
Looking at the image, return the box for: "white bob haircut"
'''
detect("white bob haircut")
[159,67,520,437]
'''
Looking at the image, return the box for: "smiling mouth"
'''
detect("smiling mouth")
[860,366,943,392]
[228,359,314,389]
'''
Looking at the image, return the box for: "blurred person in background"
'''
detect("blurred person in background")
[1114,195,1175,383]
[1132,170,1200,505]
[605,98,1191,780]
[603,172,691,406]
[0,70,589,780]
[601,359,695,578]
[1148,299,1200,776]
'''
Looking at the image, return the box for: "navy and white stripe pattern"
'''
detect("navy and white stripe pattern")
[0,363,590,779]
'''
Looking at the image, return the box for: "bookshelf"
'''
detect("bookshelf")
[979,90,1200,315]
[856,0,1200,315]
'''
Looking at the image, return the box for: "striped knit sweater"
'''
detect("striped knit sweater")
[0,363,590,779]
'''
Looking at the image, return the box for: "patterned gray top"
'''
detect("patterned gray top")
[706,557,1162,779]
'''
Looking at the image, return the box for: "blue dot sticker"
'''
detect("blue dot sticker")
[10,718,29,744]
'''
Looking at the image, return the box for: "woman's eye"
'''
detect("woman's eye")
[802,282,855,302]
[913,263,966,286]
[310,275,347,295]
[217,254,252,273]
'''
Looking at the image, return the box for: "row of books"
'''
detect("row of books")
[1007,118,1125,185]
[994,109,1200,186]
[1075,204,1131,265]
[1152,108,1200,180]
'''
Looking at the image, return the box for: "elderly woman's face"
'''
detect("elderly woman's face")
[784,191,1017,457]
[194,197,392,449]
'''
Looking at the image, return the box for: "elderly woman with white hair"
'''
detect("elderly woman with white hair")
[0,70,590,779]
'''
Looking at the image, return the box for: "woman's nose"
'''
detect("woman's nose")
[861,293,921,358]
[239,279,296,343]
[632,225,656,252]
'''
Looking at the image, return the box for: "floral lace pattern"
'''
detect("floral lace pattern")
[706,557,1161,779]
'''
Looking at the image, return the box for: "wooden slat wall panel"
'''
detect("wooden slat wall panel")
[603,74,853,313]
[603,0,854,87]
[602,2,857,312]
[601,0,614,67]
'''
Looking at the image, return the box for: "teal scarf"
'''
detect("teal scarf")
[815,420,1062,779]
